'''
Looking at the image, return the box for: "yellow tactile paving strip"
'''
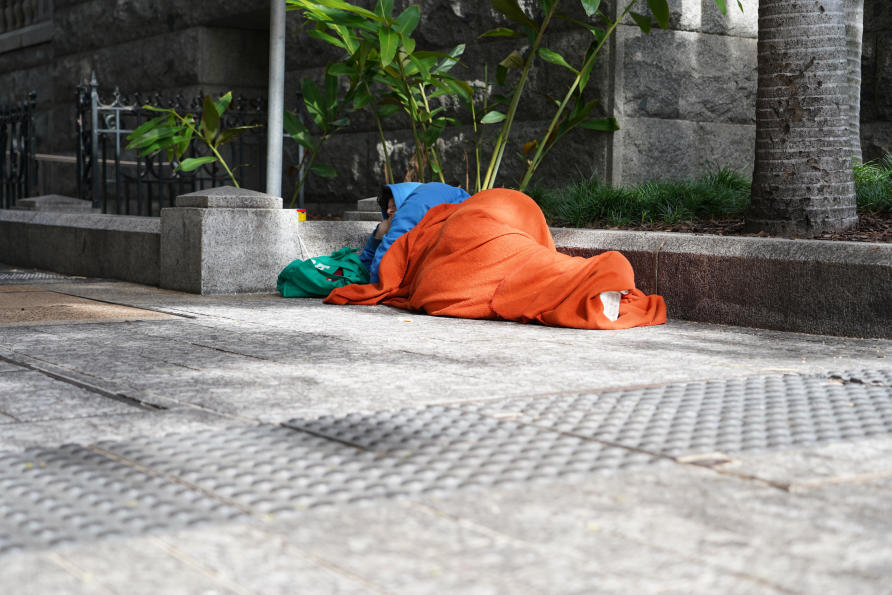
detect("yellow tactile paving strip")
[0,288,179,326]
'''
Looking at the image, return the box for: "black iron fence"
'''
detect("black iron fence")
[76,75,267,216]
[0,91,36,209]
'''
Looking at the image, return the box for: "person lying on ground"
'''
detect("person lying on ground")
[359,182,471,283]
[329,188,666,330]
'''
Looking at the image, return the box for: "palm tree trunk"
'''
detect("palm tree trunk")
[747,0,858,237]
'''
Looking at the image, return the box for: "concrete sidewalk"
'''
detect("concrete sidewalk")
[1,263,890,594]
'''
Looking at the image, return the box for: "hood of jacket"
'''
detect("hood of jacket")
[381,182,422,217]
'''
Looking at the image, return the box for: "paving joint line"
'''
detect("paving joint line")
[410,496,801,595]
[0,352,167,412]
[245,526,397,595]
[148,537,259,595]
[0,347,261,425]
[46,551,118,595]
[12,287,195,319]
[429,370,823,409]
[84,443,260,519]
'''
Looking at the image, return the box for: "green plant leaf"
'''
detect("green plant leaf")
[174,128,194,160]
[537,48,578,73]
[432,44,465,74]
[352,89,373,109]
[579,117,619,131]
[479,27,524,39]
[736,0,743,11]
[324,72,339,114]
[442,78,474,103]
[580,0,601,17]
[306,28,346,50]
[378,104,401,118]
[713,0,727,15]
[480,111,507,124]
[302,78,327,128]
[177,156,218,172]
[283,110,315,150]
[400,33,416,55]
[307,0,380,21]
[125,125,180,150]
[327,63,356,78]
[213,91,232,116]
[374,0,394,18]
[395,5,420,36]
[492,0,538,30]
[646,0,670,29]
[407,53,433,82]
[500,49,525,70]
[630,12,652,34]
[218,125,258,146]
[378,26,399,67]
[310,163,338,178]
[127,114,165,138]
[201,95,220,141]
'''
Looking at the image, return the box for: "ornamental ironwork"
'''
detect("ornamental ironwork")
[0,91,35,209]
[76,74,267,216]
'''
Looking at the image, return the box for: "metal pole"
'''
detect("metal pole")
[90,73,100,209]
[265,0,285,198]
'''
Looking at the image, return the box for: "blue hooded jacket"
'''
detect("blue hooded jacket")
[359,182,470,283]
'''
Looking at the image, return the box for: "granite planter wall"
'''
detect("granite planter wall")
[0,0,887,213]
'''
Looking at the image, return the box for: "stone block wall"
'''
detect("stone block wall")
[861,0,891,162]
[285,0,760,212]
[0,0,887,213]
[0,0,272,197]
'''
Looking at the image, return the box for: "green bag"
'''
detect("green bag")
[277,246,370,298]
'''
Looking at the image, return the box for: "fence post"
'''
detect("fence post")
[89,72,100,209]
[24,90,35,198]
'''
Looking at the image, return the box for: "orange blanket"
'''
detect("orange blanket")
[326,189,666,329]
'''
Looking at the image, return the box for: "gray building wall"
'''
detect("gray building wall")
[862,0,892,163]
[0,0,887,215]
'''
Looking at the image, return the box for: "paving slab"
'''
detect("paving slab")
[0,290,180,326]
[0,368,136,422]
[713,435,892,491]
[0,408,240,452]
[0,270,890,593]
[414,462,892,595]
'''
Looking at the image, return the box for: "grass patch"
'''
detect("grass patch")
[854,154,892,214]
[531,157,892,228]
[529,165,750,228]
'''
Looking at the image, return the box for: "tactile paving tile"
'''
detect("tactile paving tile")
[459,370,892,457]
[285,407,660,487]
[95,425,387,515]
[94,419,660,519]
[0,444,245,555]
[0,272,67,281]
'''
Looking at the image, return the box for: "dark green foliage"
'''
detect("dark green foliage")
[529,166,751,228]
[532,157,891,228]
[854,155,892,214]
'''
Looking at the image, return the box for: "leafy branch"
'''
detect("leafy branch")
[125,92,257,188]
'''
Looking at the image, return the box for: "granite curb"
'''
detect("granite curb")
[1,210,889,337]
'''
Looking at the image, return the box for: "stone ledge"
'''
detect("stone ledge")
[0,21,53,54]
[0,210,160,286]
[175,186,282,209]
[552,228,891,339]
[0,213,887,337]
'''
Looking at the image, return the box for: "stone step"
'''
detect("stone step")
[342,210,382,222]
[357,197,379,212]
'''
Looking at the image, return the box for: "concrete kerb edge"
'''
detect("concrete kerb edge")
[0,212,888,337]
